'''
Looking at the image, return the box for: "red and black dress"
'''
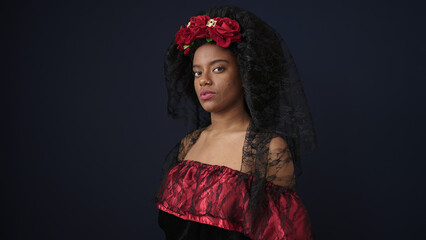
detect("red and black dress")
[155,124,314,240]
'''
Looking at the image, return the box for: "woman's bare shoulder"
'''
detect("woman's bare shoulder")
[269,135,289,152]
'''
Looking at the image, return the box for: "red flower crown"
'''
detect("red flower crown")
[175,15,242,55]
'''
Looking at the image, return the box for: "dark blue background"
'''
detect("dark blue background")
[2,0,425,239]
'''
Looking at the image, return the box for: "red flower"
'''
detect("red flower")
[183,47,191,55]
[188,15,210,28]
[208,17,241,48]
[175,26,194,51]
[187,15,210,38]
[175,15,242,55]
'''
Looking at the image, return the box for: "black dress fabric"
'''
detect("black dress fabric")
[159,210,252,240]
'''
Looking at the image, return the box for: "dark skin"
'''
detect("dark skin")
[184,44,251,170]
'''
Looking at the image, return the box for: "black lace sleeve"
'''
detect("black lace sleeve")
[266,136,296,189]
[177,128,203,162]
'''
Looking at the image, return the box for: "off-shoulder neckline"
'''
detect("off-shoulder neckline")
[182,120,252,172]
[181,159,248,176]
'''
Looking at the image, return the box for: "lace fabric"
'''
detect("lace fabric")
[177,121,296,189]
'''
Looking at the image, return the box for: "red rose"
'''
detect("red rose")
[174,15,242,55]
[188,15,210,28]
[183,47,191,55]
[208,17,242,48]
[188,15,210,38]
[175,26,194,51]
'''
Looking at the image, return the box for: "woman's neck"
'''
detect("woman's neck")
[209,110,251,133]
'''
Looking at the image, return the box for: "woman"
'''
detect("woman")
[155,5,317,240]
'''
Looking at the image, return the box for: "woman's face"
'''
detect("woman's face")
[192,44,244,114]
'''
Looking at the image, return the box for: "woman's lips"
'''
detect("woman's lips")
[201,93,215,100]
[200,90,215,100]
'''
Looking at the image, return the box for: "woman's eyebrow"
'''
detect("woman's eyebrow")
[193,59,229,68]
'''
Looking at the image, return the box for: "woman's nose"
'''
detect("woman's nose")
[199,77,211,86]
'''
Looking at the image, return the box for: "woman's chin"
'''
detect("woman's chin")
[200,103,220,113]
[200,106,215,113]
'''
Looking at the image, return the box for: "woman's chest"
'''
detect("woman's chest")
[184,132,246,171]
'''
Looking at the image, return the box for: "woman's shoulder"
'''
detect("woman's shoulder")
[269,135,289,152]
[248,127,288,149]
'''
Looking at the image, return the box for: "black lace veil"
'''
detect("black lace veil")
[158,5,317,237]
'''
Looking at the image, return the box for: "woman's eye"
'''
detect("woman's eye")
[213,67,225,73]
[194,71,201,77]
